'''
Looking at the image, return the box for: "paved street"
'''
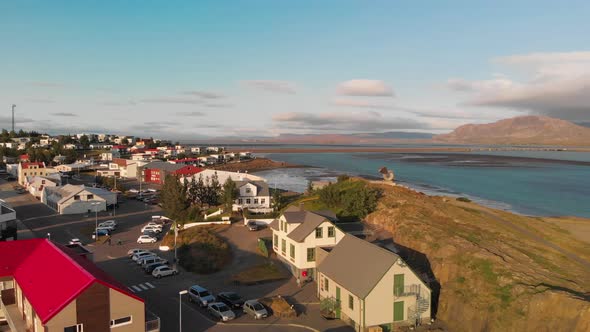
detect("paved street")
[0,180,352,332]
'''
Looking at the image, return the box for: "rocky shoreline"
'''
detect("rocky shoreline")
[209,157,303,173]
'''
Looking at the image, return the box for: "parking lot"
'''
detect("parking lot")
[1,179,352,331]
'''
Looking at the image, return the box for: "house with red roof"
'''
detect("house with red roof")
[18,162,54,186]
[0,239,154,332]
[142,161,203,184]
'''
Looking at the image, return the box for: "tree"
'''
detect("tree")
[63,149,78,164]
[176,153,187,160]
[160,174,190,221]
[79,135,90,149]
[272,189,285,211]
[306,180,314,194]
[222,178,238,212]
[121,137,129,145]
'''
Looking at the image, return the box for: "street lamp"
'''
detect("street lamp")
[47,233,51,240]
[91,201,100,240]
[178,290,188,332]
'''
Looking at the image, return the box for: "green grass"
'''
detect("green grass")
[232,263,289,285]
[456,276,466,284]
[495,285,513,308]
[163,227,231,274]
[468,259,498,284]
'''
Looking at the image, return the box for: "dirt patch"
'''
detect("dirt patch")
[231,262,289,285]
[260,295,297,318]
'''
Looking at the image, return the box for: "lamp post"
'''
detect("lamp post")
[178,290,188,332]
[174,220,178,267]
[91,201,100,240]
[47,233,51,240]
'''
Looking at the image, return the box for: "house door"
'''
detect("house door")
[394,301,404,321]
[335,287,341,319]
[394,274,405,296]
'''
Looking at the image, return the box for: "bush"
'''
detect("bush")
[317,179,380,220]
[257,237,271,257]
[457,197,472,203]
[163,227,231,274]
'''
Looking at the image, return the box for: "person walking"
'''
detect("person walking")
[107,236,112,245]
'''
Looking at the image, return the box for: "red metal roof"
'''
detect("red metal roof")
[21,162,45,169]
[19,154,30,160]
[0,239,143,324]
[111,145,128,149]
[173,165,204,176]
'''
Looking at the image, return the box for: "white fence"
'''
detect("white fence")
[204,208,223,219]
[183,220,231,229]
[243,217,275,226]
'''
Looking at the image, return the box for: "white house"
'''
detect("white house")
[101,151,120,161]
[233,180,271,212]
[317,234,432,330]
[26,175,61,199]
[270,206,345,281]
[181,169,264,185]
[190,147,206,154]
[42,184,116,214]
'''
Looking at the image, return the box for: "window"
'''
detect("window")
[64,324,83,332]
[281,239,286,255]
[394,274,405,296]
[74,195,80,200]
[41,180,45,184]
[246,199,251,204]
[328,226,335,238]
[238,199,243,204]
[245,187,251,193]
[349,295,354,310]
[315,227,323,238]
[289,243,295,259]
[280,220,283,231]
[325,278,329,292]
[307,248,315,262]
[254,198,258,204]
[261,198,265,204]
[273,234,278,248]
[110,316,132,327]
[87,194,94,200]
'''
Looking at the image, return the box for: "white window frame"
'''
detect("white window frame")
[64,324,83,332]
[110,315,133,328]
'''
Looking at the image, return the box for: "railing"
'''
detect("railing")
[394,284,422,297]
[145,310,160,332]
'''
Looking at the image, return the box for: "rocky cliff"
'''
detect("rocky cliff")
[434,115,590,146]
[364,183,590,332]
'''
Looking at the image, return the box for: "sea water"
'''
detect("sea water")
[254,152,590,218]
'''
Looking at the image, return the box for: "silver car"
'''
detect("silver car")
[207,302,236,322]
[243,300,268,319]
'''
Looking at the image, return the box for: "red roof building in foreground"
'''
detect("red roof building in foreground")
[0,239,148,332]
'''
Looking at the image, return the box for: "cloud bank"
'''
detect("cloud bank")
[337,79,394,97]
[242,80,296,94]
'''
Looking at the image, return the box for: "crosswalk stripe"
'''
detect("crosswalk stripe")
[132,285,142,292]
[145,282,155,289]
[139,284,149,290]
[128,287,135,293]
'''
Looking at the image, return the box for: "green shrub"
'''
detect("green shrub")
[257,238,270,257]
[317,179,380,220]
[457,197,472,202]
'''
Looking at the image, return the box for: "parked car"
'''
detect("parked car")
[100,220,117,227]
[137,235,157,244]
[243,300,269,319]
[247,221,259,231]
[127,249,149,257]
[188,285,216,308]
[141,225,162,233]
[145,222,163,228]
[144,262,167,274]
[68,238,83,245]
[152,265,177,278]
[207,302,236,322]
[97,223,116,231]
[132,251,156,262]
[217,292,245,309]
[138,256,168,267]
[91,229,109,239]
[96,226,113,234]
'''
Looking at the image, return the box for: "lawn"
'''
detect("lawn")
[231,262,289,285]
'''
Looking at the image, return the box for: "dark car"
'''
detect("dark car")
[144,262,167,274]
[217,292,245,309]
[143,230,160,239]
[247,221,259,231]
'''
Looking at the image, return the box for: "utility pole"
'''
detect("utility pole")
[11,104,16,132]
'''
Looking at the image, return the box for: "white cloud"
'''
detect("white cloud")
[331,98,396,110]
[51,112,78,117]
[336,79,394,97]
[140,97,203,104]
[182,90,225,99]
[176,111,205,117]
[448,51,590,121]
[241,80,297,94]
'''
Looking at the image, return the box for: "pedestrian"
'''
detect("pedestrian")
[118,239,122,245]
[108,237,112,245]
[296,277,301,288]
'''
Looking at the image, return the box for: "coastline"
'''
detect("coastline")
[208,157,305,173]
[243,146,590,153]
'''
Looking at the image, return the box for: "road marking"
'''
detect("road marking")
[132,285,142,292]
[127,287,135,293]
[139,284,149,290]
[145,282,155,289]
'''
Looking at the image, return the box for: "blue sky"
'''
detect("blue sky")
[1,1,590,138]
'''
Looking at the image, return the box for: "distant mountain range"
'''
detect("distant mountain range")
[434,115,590,146]
[260,131,434,144]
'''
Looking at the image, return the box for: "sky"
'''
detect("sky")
[1,1,590,139]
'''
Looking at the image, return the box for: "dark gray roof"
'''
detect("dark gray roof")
[143,161,184,172]
[235,180,270,197]
[318,234,399,299]
[269,219,279,231]
[286,211,329,242]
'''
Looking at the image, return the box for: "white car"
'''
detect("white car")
[207,302,236,321]
[137,235,157,244]
[145,222,162,228]
[68,238,82,245]
[132,251,156,262]
[97,223,116,231]
[127,249,149,257]
[152,265,177,278]
[101,220,117,227]
[141,225,162,233]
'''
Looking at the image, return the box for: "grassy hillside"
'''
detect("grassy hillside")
[364,182,590,332]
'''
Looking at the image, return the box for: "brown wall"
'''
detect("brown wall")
[109,288,145,332]
[1,288,15,305]
[76,282,110,332]
[45,300,78,332]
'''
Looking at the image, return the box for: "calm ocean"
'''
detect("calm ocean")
[254,152,590,218]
